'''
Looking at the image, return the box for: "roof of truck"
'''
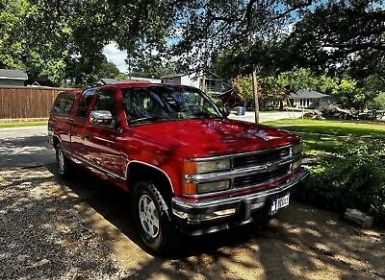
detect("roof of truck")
[68,81,195,95]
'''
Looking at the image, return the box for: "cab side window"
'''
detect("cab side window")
[92,89,118,129]
[53,93,75,115]
[77,89,96,119]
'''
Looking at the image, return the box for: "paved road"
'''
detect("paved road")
[0,126,55,168]
[229,111,304,123]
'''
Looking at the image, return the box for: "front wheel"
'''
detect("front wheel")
[132,180,180,255]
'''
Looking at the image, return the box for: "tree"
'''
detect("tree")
[31,0,315,74]
[232,68,382,110]
[233,76,254,106]
[1,0,319,86]
[371,93,385,110]
[130,56,177,78]
[332,79,360,109]
[0,0,35,69]
[0,0,74,85]
[280,1,385,80]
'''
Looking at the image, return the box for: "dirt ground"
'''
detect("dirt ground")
[1,126,384,279]
[1,164,384,280]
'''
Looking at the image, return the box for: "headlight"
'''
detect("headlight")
[184,158,231,175]
[182,158,231,196]
[292,142,303,155]
[197,180,230,194]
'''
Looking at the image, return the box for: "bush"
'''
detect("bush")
[373,93,385,110]
[299,138,385,222]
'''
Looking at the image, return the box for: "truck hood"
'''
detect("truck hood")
[128,118,300,158]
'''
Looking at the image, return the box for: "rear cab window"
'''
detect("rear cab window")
[53,92,76,115]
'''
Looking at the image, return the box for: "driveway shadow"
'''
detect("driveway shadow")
[0,134,55,168]
[44,163,385,279]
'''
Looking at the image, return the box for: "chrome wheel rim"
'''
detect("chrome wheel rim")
[57,147,65,175]
[138,194,160,239]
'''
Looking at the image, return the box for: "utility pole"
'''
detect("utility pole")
[252,69,260,124]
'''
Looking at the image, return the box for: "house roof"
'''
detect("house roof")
[290,89,330,99]
[0,69,28,80]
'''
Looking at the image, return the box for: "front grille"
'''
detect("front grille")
[233,164,290,189]
[233,147,290,169]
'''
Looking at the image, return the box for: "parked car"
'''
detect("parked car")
[48,82,308,254]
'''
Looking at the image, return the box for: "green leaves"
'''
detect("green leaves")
[301,136,385,222]
[282,1,385,79]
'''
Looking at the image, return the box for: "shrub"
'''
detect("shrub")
[299,138,385,222]
[373,93,385,110]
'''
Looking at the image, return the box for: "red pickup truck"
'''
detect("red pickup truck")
[48,82,308,253]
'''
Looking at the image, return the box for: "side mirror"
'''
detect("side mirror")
[220,108,231,117]
[90,110,113,125]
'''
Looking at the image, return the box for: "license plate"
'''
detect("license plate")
[271,193,290,212]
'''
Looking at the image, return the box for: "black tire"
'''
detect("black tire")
[55,143,73,177]
[132,180,180,255]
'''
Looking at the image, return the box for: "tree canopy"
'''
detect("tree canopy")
[277,0,385,79]
[1,0,384,96]
[0,0,316,86]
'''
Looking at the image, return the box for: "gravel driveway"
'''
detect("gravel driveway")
[0,126,384,279]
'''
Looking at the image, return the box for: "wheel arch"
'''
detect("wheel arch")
[126,161,174,199]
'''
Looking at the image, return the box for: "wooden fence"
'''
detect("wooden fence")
[0,86,73,119]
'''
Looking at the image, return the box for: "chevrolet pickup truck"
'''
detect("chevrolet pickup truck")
[48,82,308,253]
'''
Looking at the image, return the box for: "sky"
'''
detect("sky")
[103,42,129,73]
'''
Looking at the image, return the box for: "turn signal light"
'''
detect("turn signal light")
[182,181,197,195]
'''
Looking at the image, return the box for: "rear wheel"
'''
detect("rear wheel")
[55,143,73,177]
[132,180,180,255]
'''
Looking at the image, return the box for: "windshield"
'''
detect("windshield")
[121,86,223,123]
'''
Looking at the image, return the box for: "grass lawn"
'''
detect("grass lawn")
[0,120,48,129]
[264,119,385,137]
[264,119,385,156]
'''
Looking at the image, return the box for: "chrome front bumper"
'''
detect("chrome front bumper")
[172,168,309,232]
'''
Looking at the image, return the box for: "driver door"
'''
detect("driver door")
[86,88,125,178]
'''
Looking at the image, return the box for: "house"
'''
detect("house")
[161,72,231,96]
[0,69,28,86]
[288,89,331,109]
